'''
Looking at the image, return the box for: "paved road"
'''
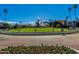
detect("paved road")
[0,33,79,50]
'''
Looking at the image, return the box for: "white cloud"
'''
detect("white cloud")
[0,20,19,24]
[27,22,36,26]
[28,22,35,24]
[7,22,19,24]
[0,20,3,22]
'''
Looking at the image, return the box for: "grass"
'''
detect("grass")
[0,45,77,54]
[5,28,70,32]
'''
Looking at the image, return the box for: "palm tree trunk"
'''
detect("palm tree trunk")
[74,8,76,27]
[69,11,73,27]
[4,12,7,22]
[66,16,68,27]
[75,8,76,19]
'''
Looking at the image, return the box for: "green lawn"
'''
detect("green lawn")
[6,28,70,32]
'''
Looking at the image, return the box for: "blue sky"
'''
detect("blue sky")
[0,4,78,24]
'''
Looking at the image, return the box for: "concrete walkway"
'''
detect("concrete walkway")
[0,33,79,50]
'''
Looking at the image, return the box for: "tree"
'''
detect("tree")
[53,21,61,28]
[73,4,77,19]
[19,21,22,24]
[68,8,73,27]
[13,24,19,29]
[76,18,79,27]
[19,21,22,30]
[36,20,40,27]
[55,24,61,28]
[3,23,11,29]
[73,4,78,27]
[68,8,71,20]
[0,13,1,22]
[0,13,1,17]
[65,16,68,27]
[3,9,8,22]
[48,19,53,27]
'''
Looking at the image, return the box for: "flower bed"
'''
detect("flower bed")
[0,45,77,54]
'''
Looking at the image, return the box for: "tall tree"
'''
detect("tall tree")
[0,13,1,17]
[19,21,22,25]
[68,8,72,27]
[73,4,78,27]
[65,16,68,27]
[36,20,40,27]
[73,4,77,19]
[48,19,53,27]
[36,16,40,27]
[3,9,8,22]
[19,21,22,28]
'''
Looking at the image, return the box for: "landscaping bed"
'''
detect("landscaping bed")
[0,45,77,54]
[4,28,69,32]
[0,28,77,35]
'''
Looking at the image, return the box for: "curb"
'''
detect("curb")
[70,48,79,54]
[0,31,78,36]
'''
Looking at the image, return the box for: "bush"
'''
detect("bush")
[55,24,61,28]
[0,45,77,54]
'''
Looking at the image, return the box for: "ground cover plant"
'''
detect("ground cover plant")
[0,45,77,54]
[4,28,71,32]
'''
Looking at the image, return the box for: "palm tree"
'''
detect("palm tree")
[73,4,78,27]
[36,16,40,27]
[0,13,1,17]
[19,21,22,24]
[48,19,53,27]
[73,4,77,19]
[19,21,22,31]
[3,9,8,22]
[65,16,68,27]
[37,20,40,27]
[68,8,73,27]
[0,13,1,22]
